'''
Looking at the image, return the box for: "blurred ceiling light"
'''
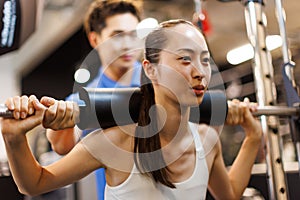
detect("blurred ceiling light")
[226,35,283,65]
[74,68,90,84]
[136,17,158,39]
[227,44,254,65]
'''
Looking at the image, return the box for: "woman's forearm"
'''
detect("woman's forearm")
[3,134,45,196]
[228,136,261,197]
[46,128,78,155]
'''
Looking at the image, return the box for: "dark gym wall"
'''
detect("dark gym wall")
[21,26,93,100]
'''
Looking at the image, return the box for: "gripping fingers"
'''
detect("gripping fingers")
[28,95,38,115]
[56,101,79,128]
[226,100,233,124]
[20,95,29,119]
[10,96,29,119]
[59,101,75,127]
[43,101,73,130]
[5,97,14,110]
[5,97,18,118]
[43,100,59,128]
[227,99,241,125]
[40,96,56,107]
[243,97,250,104]
[227,99,255,125]
[232,99,241,124]
[12,96,21,119]
[43,100,68,130]
[5,95,39,120]
[56,100,67,126]
[242,97,258,113]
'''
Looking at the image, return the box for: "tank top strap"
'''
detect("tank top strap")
[188,122,205,159]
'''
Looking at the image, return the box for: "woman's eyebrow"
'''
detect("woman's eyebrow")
[201,50,210,56]
[175,49,209,55]
[175,48,195,54]
[175,48,210,56]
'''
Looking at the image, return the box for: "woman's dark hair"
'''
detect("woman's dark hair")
[134,19,195,188]
[84,0,142,36]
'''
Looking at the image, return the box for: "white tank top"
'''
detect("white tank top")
[104,122,209,200]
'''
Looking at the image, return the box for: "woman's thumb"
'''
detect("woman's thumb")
[32,99,47,114]
[40,96,56,107]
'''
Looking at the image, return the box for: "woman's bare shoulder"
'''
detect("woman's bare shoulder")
[103,124,136,147]
[197,124,219,141]
[80,124,136,153]
[81,124,135,142]
[79,124,136,170]
[196,124,222,155]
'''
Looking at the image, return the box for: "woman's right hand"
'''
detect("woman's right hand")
[40,97,79,130]
[1,95,46,138]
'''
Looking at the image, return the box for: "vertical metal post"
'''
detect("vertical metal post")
[274,0,300,175]
[242,0,288,199]
[274,0,296,84]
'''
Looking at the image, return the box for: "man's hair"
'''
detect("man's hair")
[84,0,141,36]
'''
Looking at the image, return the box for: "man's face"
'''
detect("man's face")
[96,13,141,70]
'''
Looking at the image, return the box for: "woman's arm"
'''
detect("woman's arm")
[208,98,262,200]
[226,99,262,197]
[41,96,81,155]
[46,128,81,155]
[1,96,101,196]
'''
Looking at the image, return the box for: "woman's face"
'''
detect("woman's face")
[154,24,211,106]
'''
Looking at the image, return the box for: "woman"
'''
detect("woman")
[1,19,262,199]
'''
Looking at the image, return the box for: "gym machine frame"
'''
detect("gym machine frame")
[215,0,300,199]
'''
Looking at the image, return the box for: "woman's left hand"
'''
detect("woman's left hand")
[226,98,262,140]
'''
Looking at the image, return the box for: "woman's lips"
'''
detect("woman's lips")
[192,85,206,96]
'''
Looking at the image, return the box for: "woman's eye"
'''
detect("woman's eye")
[179,56,192,63]
[201,57,210,66]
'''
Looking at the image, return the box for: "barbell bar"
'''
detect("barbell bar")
[0,88,299,129]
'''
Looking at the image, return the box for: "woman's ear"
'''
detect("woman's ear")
[143,60,157,82]
[88,32,101,48]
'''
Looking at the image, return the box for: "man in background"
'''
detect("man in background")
[45,1,143,199]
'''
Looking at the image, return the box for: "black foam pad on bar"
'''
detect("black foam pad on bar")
[78,87,228,129]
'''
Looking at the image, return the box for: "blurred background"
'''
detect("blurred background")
[1,0,299,101]
[0,0,300,199]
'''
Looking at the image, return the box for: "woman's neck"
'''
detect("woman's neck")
[155,96,191,143]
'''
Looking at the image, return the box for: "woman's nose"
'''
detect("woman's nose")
[192,62,205,80]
